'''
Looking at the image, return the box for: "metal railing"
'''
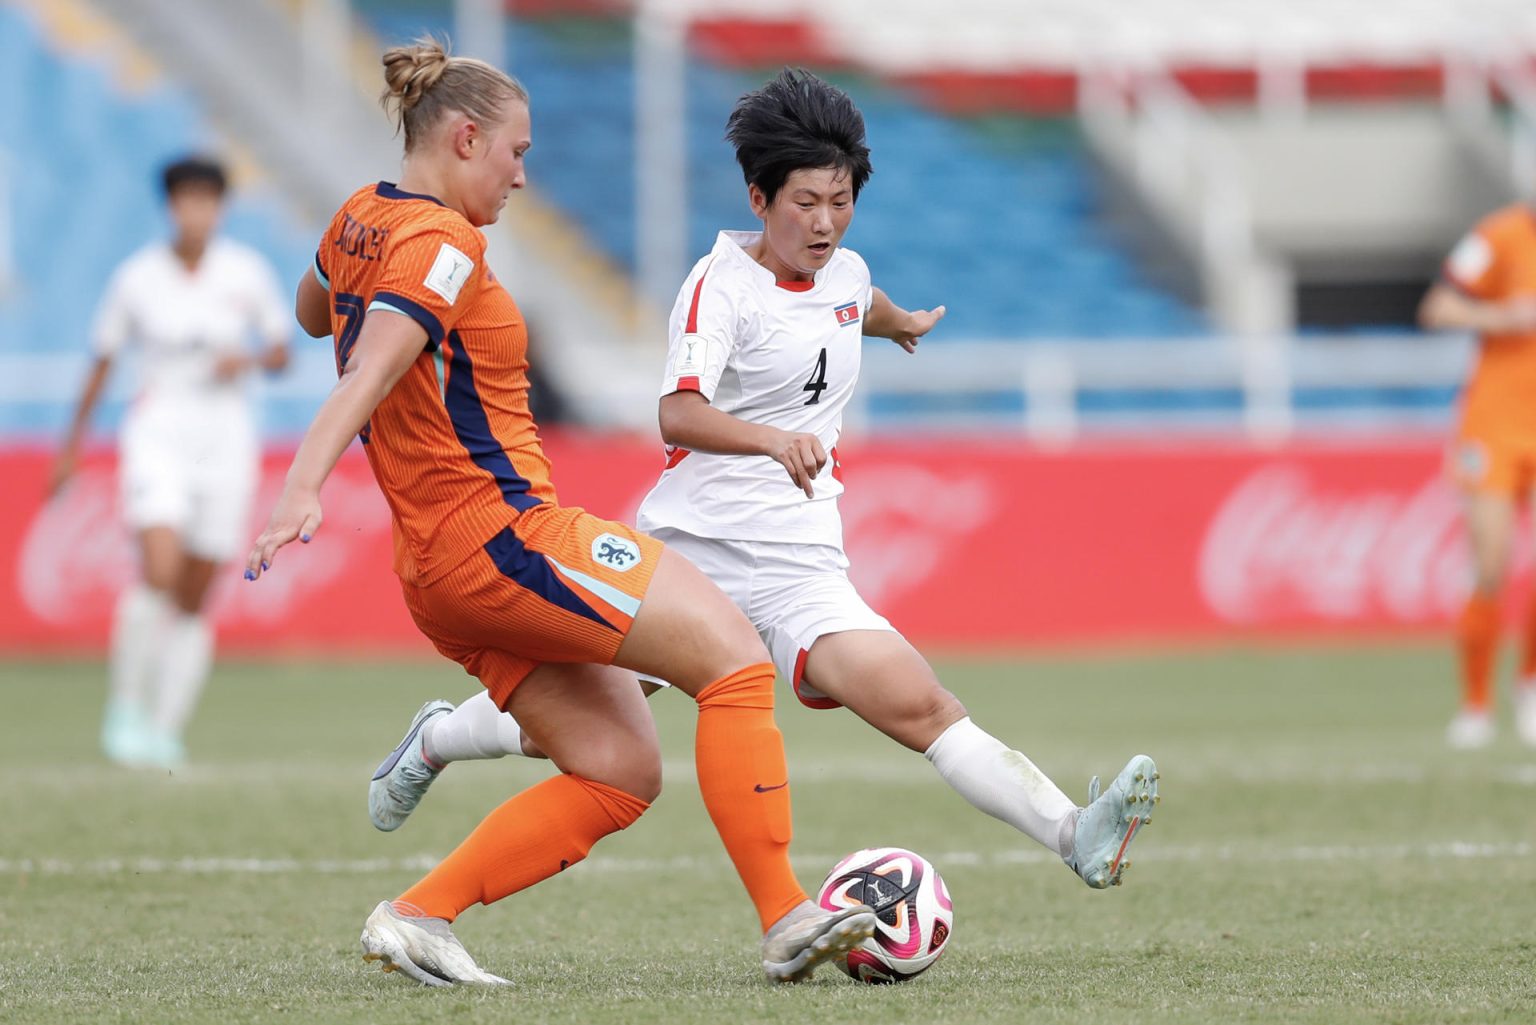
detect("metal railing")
[850,332,1471,442]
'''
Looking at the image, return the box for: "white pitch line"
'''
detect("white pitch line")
[1,841,1529,879]
[13,759,1536,790]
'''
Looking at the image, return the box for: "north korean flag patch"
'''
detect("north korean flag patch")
[834,301,861,327]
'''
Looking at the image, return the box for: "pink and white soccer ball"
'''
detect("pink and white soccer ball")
[816,847,953,983]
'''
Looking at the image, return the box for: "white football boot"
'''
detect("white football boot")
[761,899,877,983]
[101,698,149,766]
[369,700,453,831]
[1066,754,1159,888]
[1446,708,1495,750]
[1515,687,1536,747]
[360,901,510,987]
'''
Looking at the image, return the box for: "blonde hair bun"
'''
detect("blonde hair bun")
[379,35,528,151]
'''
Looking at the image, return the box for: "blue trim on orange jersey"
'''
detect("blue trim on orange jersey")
[443,328,543,513]
[376,181,447,207]
[482,527,614,631]
[313,248,330,291]
[370,292,445,351]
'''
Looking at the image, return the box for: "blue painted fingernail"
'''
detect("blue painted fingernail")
[244,569,256,581]
[261,561,269,571]
[300,534,311,543]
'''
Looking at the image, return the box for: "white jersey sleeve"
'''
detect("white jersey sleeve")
[239,248,292,345]
[661,255,743,401]
[90,258,139,358]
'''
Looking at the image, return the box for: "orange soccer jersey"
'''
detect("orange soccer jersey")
[315,181,559,584]
[1443,204,1536,493]
[314,182,660,696]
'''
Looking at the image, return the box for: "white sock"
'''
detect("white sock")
[924,717,1080,858]
[422,690,526,764]
[152,612,213,738]
[109,584,170,713]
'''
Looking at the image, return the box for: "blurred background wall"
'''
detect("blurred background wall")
[6,0,1534,653]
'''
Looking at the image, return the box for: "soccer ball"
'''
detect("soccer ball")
[816,847,953,983]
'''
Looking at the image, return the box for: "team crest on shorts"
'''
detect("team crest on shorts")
[592,533,642,572]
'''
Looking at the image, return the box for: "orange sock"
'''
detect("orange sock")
[393,773,648,922]
[1458,592,1500,713]
[1519,597,1536,685]
[694,663,807,932]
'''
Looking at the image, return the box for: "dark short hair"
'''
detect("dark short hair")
[161,156,228,198]
[725,68,872,206]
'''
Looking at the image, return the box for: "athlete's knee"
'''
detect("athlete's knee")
[519,729,549,760]
[612,749,662,804]
[914,686,965,729]
[141,562,179,594]
[170,584,205,616]
[566,738,662,804]
[880,686,966,752]
[695,662,776,711]
[571,772,655,828]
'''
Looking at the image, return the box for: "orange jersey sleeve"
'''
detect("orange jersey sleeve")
[1443,213,1504,301]
[1445,205,1536,444]
[368,218,487,350]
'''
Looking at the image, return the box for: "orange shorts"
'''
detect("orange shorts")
[1448,435,1536,496]
[399,503,663,710]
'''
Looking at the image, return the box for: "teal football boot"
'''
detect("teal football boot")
[1066,754,1159,888]
[369,700,453,831]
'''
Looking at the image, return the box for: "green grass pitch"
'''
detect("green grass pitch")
[3,644,1535,1024]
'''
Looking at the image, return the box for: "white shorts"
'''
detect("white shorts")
[648,526,894,709]
[119,399,258,561]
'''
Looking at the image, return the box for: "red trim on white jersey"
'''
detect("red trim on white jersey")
[676,375,701,392]
[684,258,715,334]
[830,446,843,483]
[792,648,843,710]
[664,446,691,470]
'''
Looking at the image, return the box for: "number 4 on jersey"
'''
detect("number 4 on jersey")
[803,347,828,405]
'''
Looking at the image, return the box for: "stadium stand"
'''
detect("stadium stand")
[4,0,1499,435]
[357,5,1210,341]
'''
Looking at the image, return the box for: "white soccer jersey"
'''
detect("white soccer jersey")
[92,237,289,406]
[636,230,872,548]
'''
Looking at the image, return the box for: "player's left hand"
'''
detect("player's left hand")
[889,305,946,353]
[213,352,251,382]
[245,486,323,580]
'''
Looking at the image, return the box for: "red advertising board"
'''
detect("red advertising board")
[0,435,1497,654]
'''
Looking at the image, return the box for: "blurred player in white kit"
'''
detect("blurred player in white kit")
[51,156,291,769]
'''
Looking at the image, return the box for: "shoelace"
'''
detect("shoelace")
[388,748,437,796]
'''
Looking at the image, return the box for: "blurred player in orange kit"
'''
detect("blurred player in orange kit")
[1420,204,1536,748]
[52,155,291,770]
[243,37,873,986]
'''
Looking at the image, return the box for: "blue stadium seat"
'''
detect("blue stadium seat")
[348,9,1213,344]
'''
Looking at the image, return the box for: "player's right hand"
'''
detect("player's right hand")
[245,486,323,580]
[765,430,827,499]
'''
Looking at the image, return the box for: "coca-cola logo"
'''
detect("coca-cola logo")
[841,467,997,605]
[1198,464,1485,624]
[19,469,135,624]
[18,462,394,628]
